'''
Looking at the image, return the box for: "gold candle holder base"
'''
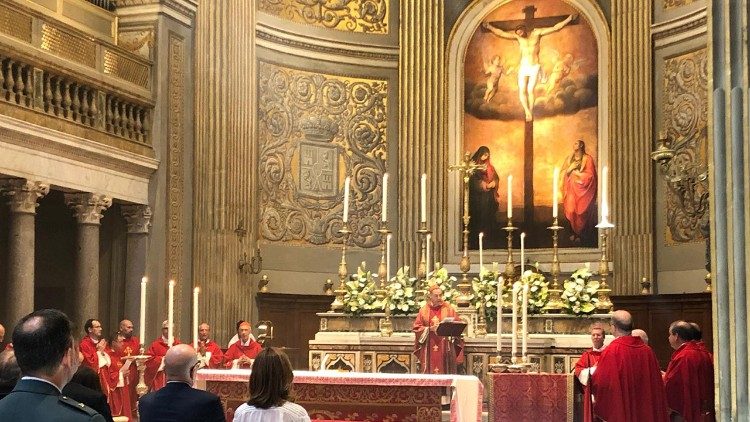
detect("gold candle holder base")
[595,221,614,312]
[376,223,393,337]
[475,301,487,338]
[704,272,711,292]
[130,347,151,398]
[329,225,351,312]
[543,220,565,313]
[416,223,430,302]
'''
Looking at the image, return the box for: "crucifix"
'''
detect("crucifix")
[483,5,578,228]
[449,151,486,307]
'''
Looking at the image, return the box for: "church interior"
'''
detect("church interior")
[0,0,746,420]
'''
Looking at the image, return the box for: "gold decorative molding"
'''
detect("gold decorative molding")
[663,0,698,10]
[258,0,388,34]
[0,5,32,43]
[167,31,185,321]
[41,24,97,68]
[117,29,154,59]
[257,61,388,248]
[103,48,151,88]
[662,48,708,244]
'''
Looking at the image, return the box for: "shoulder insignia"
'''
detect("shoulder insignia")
[59,395,100,416]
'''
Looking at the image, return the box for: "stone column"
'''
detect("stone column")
[0,179,49,326]
[121,204,151,330]
[64,193,112,329]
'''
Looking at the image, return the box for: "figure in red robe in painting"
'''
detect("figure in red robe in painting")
[144,320,180,392]
[561,139,597,243]
[195,322,224,369]
[224,321,262,369]
[78,318,110,395]
[573,324,606,422]
[663,321,715,422]
[592,310,669,422]
[412,284,465,374]
[118,319,140,415]
[104,333,134,420]
[468,146,501,249]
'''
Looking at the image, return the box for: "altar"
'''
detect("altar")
[195,369,483,422]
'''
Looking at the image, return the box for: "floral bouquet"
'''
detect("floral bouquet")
[471,263,505,321]
[386,266,420,315]
[561,266,601,315]
[342,262,378,315]
[519,270,549,314]
[427,264,458,305]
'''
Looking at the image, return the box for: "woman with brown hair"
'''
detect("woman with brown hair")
[232,347,310,422]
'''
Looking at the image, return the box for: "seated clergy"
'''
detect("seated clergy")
[196,323,224,369]
[224,321,262,369]
[144,320,180,392]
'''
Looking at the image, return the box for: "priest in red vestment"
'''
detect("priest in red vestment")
[144,320,180,392]
[117,319,140,415]
[663,321,716,422]
[78,318,110,394]
[592,310,669,422]
[104,332,134,420]
[412,284,465,374]
[574,324,606,422]
[196,323,224,369]
[224,321,262,369]
[562,139,597,243]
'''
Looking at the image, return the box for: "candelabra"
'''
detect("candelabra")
[595,222,614,312]
[376,223,393,337]
[329,224,351,312]
[475,301,487,337]
[502,220,517,308]
[543,217,564,313]
[416,222,430,301]
[127,347,151,398]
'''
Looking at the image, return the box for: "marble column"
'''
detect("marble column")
[0,179,49,326]
[64,193,112,329]
[121,204,151,331]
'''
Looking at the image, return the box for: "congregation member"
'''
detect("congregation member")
[103,332,134,420]
[592,310,669,422]
[117,319,139,415]
[63,365,114,422]
[0,350,20,399]
[0,309,105,421]
[233,347,310,422]
[663,320,715,422]
[196,322,224,369]
[78,319,110,394]
[139,344,225,422]
[573,324,606,422]
[632,328,650,345]
[145,320,180,391]
[412,283,465,374]
[225,321,262,369]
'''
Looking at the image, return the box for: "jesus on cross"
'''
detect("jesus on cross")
[483,8,577,121]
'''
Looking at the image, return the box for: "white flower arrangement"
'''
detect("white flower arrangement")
[520,270,549,314]
[342,263,378,315]
[561,267,601,315]
[471,264,505,321]
[428,265,458,304]
[386,266,420,315]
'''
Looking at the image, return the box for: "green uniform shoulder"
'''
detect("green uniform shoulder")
[59,395,101,418]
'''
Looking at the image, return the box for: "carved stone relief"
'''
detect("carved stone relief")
[662,48,708,244]
[257,61,387,248]
[167,32,185,319]
[258,0,388,34]
[117,30,155,60]
[663,0,698,10]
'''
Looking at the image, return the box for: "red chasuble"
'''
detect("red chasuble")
[663,341,715,422]
[224,340,262,368]
[104,347,133,420]
[196,340,224,369]
[119,336,140,415]
[592,335,669,422]
[574,349,603,422]
[144,337,180,392]
[412,302,465,374]
[78,336,110,394]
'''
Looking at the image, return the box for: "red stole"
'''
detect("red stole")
[224,340,262,368]
[104,347,133,420]
[412,302,464,374]
[196,340,224,368]
[574,349,603,422]
[119,336,140,415]
[78,337,109,394]
[663,341,715,422]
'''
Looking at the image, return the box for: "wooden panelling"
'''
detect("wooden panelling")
[256,293,332,369]
[612,293,712,369]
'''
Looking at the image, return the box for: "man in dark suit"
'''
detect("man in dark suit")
[139,343,225,422]
[62,365,114,422]
[0,309,105,421]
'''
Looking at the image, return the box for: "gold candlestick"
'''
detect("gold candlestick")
[595,222,614,312]
[416,222,430,301]
[475,300,487,337]
[329,224,351,312]
[126,346,151,398]
[502,220,517,308]
[543,217,564,313]
[376,224,393,337]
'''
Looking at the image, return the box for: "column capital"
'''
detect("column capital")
[0,178,50,214]
[64,193,113,225]
[122,204,152,234]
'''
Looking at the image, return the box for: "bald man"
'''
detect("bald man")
[631,329,649,345]
[117,319,139,415]
[592,310,668,422]
[138,344,224,422]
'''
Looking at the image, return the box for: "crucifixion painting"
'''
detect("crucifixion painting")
[463,0,600,249]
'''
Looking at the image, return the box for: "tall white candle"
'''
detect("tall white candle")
[381,173,388,222]
[520,232,526,274]
[167,279,175,347]
[522,283,529,359]
[386,234,392,282]
[479,232,484,272]
[601,166,609,220]
[426,234,431,277]
[507,175,513,219]
[420,173,427,223]
[139,277,147,346]
[496,277,503,352]
[552,167,560,218]
[511,282,519,358]
[192,287,200,349]
[342,176,350,223]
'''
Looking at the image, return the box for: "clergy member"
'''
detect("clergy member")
[117,319,139,415]
[78,318,110,394]
[144,320,180,392]
[104,332,134,420]
[224,321,262,369]
[631,328,649,345]
[412,284,464,374]
[663,320,715,422]
[574,324,606,422]
[592,310,669,422]
[196,323,224,369]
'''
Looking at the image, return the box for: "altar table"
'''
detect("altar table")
[196,369,483,422]
[488,373,575,422]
